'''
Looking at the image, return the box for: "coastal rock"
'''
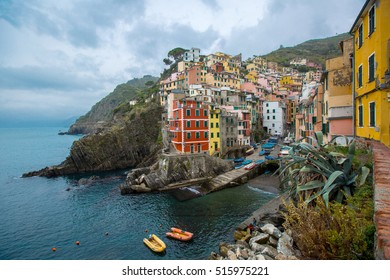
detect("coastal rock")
[130,183,151,193]
[261,245,278,259]
[121,153,233,194]
[256,254,266,260]
[269,236,278,248]
[219,244,229,258]
[275,254,299,260]
[249,233,269,245]
[22,103,163,178]
[236,240,250,249]
[241,249,249,259]
[227,250,237,260]
[261,224,282,239]
[277,232,295,257]
[208,252,219,260]
[250,242,266,253]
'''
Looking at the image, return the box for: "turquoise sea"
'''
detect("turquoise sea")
[0,127,276,260]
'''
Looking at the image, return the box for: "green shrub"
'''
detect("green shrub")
[283,189,374,259]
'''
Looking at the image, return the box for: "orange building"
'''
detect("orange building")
[170,99,209,153]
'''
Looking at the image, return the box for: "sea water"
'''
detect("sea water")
[0,127,276,260]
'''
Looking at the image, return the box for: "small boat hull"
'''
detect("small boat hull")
[166,227,193,241]
[143,234,166,253]
[244,162,256,170]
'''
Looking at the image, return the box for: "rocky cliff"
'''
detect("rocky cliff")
[23,103,163,178]
[67,75,159,135]
[120,153,234,194]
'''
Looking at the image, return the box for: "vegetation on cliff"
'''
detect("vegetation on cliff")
[261,33,352,68]
[68,75,159,134]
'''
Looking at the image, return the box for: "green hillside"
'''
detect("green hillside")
[261,33,352,67]
[68,75,159,134]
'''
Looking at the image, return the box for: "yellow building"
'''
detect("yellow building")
[223,60,240,75]
[177,61,194,72]
[209,105,221,156]
[350,0,390,147]
[205,73,240,90]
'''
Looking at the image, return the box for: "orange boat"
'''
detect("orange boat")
[166,227,193,241]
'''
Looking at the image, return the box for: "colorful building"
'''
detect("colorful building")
[169,99,209,153]
[209,105,221,156]
[350,0,390,147]
[322,38,354,142]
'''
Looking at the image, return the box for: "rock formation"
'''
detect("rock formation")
[23,103,163,178]
[120,153,234,194]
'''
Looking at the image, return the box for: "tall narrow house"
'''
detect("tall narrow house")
[350,0,390,147]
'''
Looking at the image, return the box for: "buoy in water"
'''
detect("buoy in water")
[105,232,109,236]
[52,247,57,252]
[144,229,148,233]
[76,241,80,245]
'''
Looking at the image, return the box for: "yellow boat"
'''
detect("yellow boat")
[143,234,166,253]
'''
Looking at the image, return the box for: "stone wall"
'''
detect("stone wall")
[372,141,390,259]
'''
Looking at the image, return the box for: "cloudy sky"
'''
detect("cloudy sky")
[0,0,365,125]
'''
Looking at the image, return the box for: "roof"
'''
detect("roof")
[349,0,372,34]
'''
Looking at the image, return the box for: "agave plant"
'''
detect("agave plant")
[278,133,370,207]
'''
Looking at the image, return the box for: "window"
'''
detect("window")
[358,65,363,88]
[210,113,214,119]
[211,132,214,138]
[195,109,200,116]
[196,121,200,128]
[273,116,276,120]
[204,132,208,138]
[216,114,219,118]
[369,5,375,35]
[358,24,363,48]
[358,105,364,127]
[204,110,208,116]
[272,123,275,127]
[187,132,191,139]
[273,109,276,113]
[196,132,200,138]
[267,109,269,113]
[369,102,376,127]
[217,132,220,138]
[368,53,375,82]
[267,116,270,120]
[204,121,208,127]
[186,109,191,116]
[196,101,200,108]
[216,123,219,128]
[186,121,191,128]
[211,123,213,128]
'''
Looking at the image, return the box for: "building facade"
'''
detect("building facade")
[350,0,390,147]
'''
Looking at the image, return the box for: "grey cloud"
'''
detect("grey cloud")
[0,65,100,91]
[226,0,366,58]
[1,0,146,48]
